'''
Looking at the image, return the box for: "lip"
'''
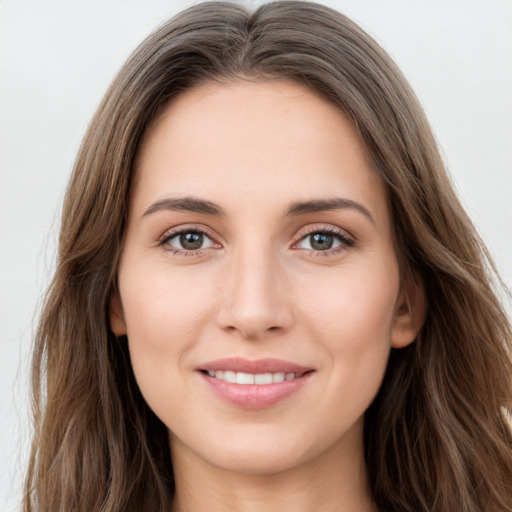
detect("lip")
[197,357,312,374]
[196,357,315,409]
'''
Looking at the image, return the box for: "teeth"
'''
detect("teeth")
[236,372,255,385]
[255,373,272,384]
[207,370,301,385]
[224,371,236,383]
[273,372,285,383]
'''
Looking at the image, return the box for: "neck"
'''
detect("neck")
[170,422,376,512]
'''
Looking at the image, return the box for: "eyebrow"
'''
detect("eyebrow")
[143,197,225,217]
[142,195,374,225]
[285,198,375,225]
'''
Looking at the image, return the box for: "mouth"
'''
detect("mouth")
[196,357,315,409]
[199,369,311,385]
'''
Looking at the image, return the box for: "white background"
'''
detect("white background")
[1,0,511,510]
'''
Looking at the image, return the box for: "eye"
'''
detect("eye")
[296,229,353,252]
[161,230,216,253]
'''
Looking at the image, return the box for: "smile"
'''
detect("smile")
[204,370,303,385]
[197,357,315,409]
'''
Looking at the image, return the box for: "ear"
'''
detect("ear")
[110,292,127,336]
[391,275,427,349]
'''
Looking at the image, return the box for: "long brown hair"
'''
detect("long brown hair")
[25,2,512,510]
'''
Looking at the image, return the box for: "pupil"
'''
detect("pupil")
[311,233,333,250]
[180,232,203,250]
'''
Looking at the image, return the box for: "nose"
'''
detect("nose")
[216,246,293,340]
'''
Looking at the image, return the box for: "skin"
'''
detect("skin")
[111,79,424,512]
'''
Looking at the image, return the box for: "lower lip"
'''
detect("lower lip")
[199,372,313,409]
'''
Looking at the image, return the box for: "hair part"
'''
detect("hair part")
[25,2,512,511]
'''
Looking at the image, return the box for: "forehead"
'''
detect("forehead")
[133,79,388,226]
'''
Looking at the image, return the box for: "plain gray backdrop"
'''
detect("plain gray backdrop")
[1,0,511,510]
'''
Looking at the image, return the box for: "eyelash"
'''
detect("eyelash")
[294,226,354,257]
[158,225,354,257]
[158,225,218,256]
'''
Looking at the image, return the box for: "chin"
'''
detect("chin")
[210,444,310,476]
[173,419,356,478]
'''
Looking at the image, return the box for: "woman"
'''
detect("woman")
[24,1,512,511]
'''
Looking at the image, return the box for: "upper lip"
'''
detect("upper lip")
[197,357,313,374]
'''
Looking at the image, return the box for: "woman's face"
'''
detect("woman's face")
[112,80,419,475]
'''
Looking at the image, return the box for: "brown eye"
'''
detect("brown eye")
[309,233,334,250]
[180,232,204,250]
[297,230,353,252]
[162,230,215,252]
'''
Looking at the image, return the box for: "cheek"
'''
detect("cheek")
[298,262,399,393]
[119,255,216,334]
[117,261,216,410]
[293,273,396,447]
[301,260,399,340]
